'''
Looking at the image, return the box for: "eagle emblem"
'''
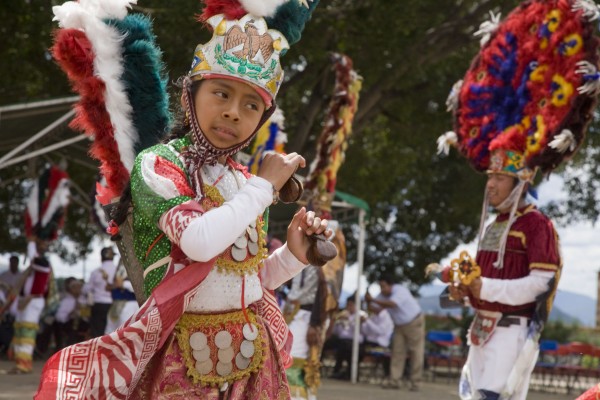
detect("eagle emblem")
[223,21,275,65]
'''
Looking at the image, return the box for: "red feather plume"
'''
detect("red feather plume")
[52,29,129,202]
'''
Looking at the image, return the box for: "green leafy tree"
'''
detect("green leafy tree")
[3,0,596,287]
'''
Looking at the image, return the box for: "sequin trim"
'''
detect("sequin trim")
[200,184,269,276]
[175,310,265,387]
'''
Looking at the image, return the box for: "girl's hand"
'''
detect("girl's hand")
[257,152,305,191]
[286,207,333,264]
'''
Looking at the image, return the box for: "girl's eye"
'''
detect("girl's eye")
[246,103,259,111]
[215,91,227,98]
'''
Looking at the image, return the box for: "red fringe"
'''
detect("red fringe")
[52,29,129,199]
[199,0,246,22]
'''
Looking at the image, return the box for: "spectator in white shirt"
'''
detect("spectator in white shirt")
[83,247,117,337]
[361,303,394,379]
[324,296,366,380]
[0,255,21,293]
[55,278,88,349]
[366,275,425,391]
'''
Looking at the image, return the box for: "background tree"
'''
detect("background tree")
[1,0,596,288]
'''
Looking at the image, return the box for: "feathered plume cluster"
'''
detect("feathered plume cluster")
[25,165,70,241]
[301,53,362,217]
[52,0,170,203]
[247,108,287,174]
[199,0,320,45]
[440,0,600,174]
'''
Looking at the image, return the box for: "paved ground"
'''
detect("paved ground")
[0,360,585,399]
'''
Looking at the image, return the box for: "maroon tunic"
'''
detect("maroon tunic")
[470,205,561,317]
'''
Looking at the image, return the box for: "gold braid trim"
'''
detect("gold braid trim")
[289,385,309,399]
[304,345,322,391]
[175,310,265,387]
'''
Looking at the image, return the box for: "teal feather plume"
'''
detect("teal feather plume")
[107,14,172,155]
[265,0,320,47]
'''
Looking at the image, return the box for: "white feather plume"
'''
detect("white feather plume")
[53,0,138,172]
[575,60,600,95]
[437,131,458,155]
[549,129,577,153]
[474,11,502,47]
[572,0,600,21]
[446,79,463,112]
[239,0,287,17]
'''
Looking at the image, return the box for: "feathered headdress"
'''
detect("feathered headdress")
[440,0,600,180]
[300,53,362,218]
[191,0,320,106]
[438,0,600,272]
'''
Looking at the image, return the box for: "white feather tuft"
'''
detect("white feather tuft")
[549,129,577,153]
[238,0,287,17]
[446,79,463,112]
[576,60,600,95]
[436,131,458,155]
[41,179,71,227]
[474,11,502,47]
[52,2,86,29]
[572,0,600,21]
[425,263,442,277]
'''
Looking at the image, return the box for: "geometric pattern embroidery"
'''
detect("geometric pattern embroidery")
[262,289,290,353]
[159,201,204,245]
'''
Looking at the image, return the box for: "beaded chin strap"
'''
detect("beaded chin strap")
[181,76,275,199]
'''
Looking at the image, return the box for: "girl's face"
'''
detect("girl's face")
[193,78,266,149]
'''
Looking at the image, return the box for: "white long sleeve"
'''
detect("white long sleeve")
[178,176,273,262]
[261,244,307,290]
[361,309,394,347]
[480,269,555,306]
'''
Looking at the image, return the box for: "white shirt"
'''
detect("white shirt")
[55,293,82,323]
[361,309,394,347]
[0,270,20,290]
[83,260,117,304]
[377,284,422,326]
[153,163,306,313]
[333,310,366,342]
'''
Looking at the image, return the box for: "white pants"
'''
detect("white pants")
[462,317,533,400]
[289,309,311,359]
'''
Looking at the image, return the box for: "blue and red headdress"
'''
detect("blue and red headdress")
[440,0,600,181]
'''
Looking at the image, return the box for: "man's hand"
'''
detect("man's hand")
[364,291,373,302]
[286,207,333,264]
[448,283,468,301]
[468,277,482,300]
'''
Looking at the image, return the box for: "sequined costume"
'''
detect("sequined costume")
[36,137,306,399]
[128,135,306,398]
